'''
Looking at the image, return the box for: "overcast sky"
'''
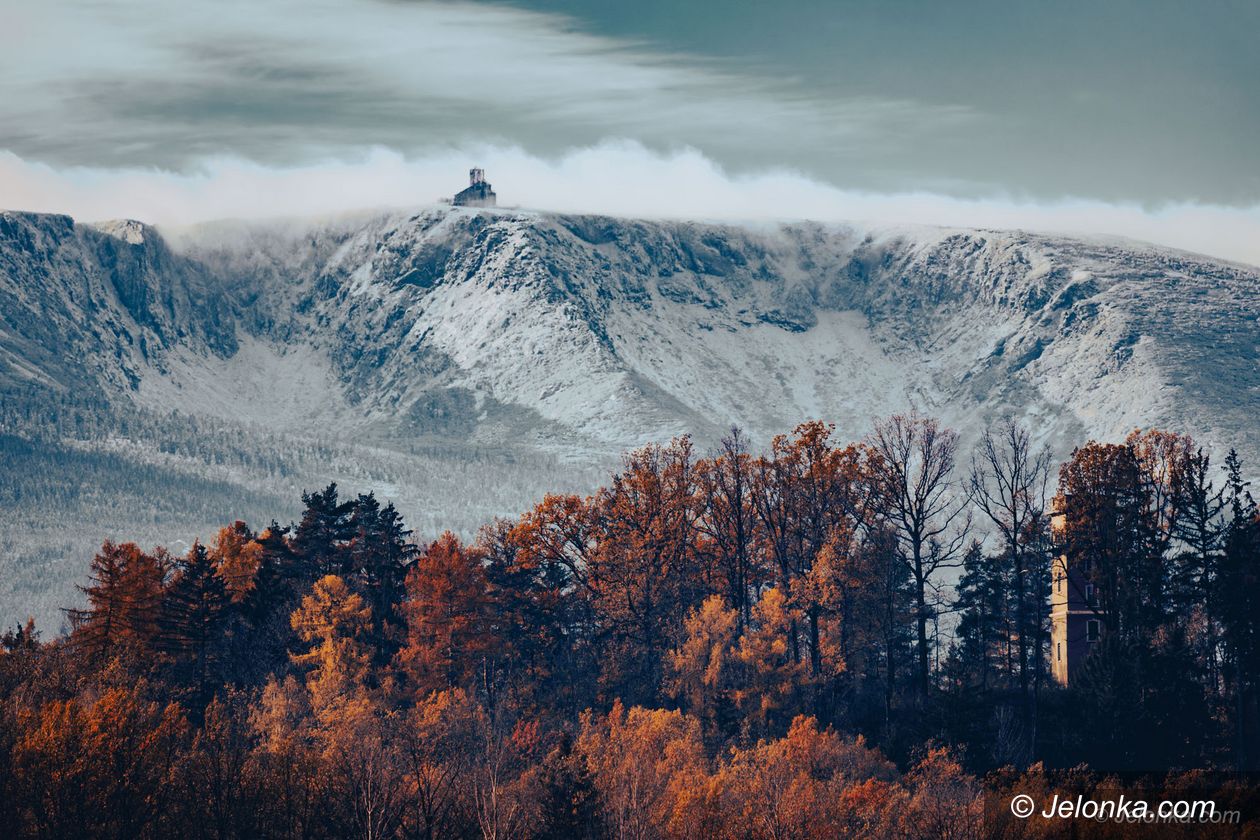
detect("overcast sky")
[2,0,1258,263]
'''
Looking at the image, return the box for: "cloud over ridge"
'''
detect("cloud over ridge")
[3,143,1258,267]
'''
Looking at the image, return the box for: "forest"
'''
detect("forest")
[2,415,1259,839]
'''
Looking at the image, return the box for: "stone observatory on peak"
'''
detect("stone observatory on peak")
[452,167,497,207]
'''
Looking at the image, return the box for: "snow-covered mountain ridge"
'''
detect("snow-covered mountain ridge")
[0,205,1257,624]
[5,203,1258,463]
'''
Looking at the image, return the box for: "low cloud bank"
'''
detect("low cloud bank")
[3,143,1257,266]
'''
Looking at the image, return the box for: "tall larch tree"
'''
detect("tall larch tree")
[398,533,496,700]
[66,541,167,665]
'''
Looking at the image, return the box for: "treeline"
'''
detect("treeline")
[1,415,1258,839]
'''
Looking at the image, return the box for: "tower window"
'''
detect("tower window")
[1057,642,1062,661]
[1086,620,1101,642]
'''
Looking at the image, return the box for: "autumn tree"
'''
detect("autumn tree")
[714,715,896,839]
[290,574,374,716]
[249,675,327,837]
[11,675,188,838]
[210,520,263,604]
[401,686,543,840]
[398,532,497,700]
[175,692,261,838]
[735,587,813,737]
[577,701,709,840]
[751,421,857,674]
[66,541,167,665]
[896,745,983,840]
[665,594,740,740]
[1057,442,1147,640]
[587,438,704,706]
[290,574,406,836]
[399,687,481,839]
[696,427,764,630]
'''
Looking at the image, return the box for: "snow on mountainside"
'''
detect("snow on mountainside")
[0,205,1257,625]
[158,205,1258,457]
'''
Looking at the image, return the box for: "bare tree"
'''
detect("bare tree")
[868,413,970,699]
[968,417,1052,744]
[698,427,760,631]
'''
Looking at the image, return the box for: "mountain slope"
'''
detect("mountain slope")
[1,206,1257,625]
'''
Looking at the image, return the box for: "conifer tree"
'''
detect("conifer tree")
[248,521,294,615]
[293,483,356,578]
[1218,450,1260,769]
[66,541,166,664]
[398,533,495,700]
[160,541,229,701]
[951,542,1008,692]
[348,493,418,651]
[1171,447,1227,694]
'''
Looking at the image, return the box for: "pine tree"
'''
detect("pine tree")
[248,521,294,616]
[952,542,1008,692]
[1170,447,1227,696]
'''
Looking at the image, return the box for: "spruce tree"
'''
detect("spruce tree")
[349,494,417,653]
[159,541,229,702]
[293,483,355,578]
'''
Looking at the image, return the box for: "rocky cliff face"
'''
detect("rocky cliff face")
[1,205,1257,623]
[0,212,237,396]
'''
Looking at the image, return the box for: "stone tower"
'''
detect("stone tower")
[453,168,496,207]
[1049,495,1104,685]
